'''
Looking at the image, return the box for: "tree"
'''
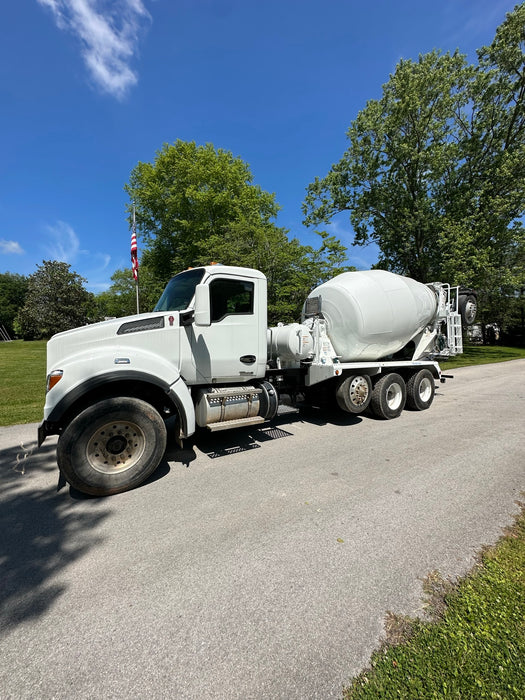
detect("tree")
[0,272,28,338]
[439,3,525,332]
[124,140,280,280]
[15,261,94,340]
[125,140,350,323]
[194,221,351,323]
[95,266,164,318]
[303,4,525,319]
[305,50,471,282]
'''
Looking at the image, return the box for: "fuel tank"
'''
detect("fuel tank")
[304,270,438,361]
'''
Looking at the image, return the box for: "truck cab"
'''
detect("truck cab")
[39,265,275,496]
[155,265,268,385]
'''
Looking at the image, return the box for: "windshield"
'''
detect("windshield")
[154,268,206,311]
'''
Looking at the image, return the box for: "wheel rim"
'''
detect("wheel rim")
[86,420,146,474]
[419,377,433,402]
[465,300,477,325]
[386,383,403,410]
[349,376,369,406]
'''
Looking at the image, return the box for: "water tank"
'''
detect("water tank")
[304,270,438,361]
[267,323,314,361]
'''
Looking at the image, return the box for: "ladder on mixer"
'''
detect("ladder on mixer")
[447,313,463,355]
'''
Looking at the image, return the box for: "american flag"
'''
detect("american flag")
[131,211,139,281]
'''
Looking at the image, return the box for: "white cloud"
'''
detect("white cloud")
[322,219,380,270]
[42,222,114,290]
[324,219,352,239]
[87,281,112,292]
[36,0,150,99]
[96,253,111,269]
[0,240,25,255]
[43,220,84,262]
[444,0,512,53]
[462,0,511,39]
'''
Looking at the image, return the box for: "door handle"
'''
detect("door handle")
[240,355,256,364]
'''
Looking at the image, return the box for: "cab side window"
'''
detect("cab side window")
[209,279,254,322]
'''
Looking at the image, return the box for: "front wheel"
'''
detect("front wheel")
[370,373,406,419]
[57,397,168,496]
[406,369,435,411]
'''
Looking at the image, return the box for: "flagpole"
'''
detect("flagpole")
[134,205,139,314]
[131,203,140,314]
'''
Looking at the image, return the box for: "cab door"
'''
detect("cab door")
[190,275,265,383]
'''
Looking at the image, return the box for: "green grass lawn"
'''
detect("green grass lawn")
[441,343,525,369]
[0,341,524,427]
[344,507,525,699]
[0,340,47,425]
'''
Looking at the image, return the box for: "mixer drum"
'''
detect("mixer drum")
[305,270,438,361]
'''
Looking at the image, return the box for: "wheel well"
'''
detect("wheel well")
[58,379,176,432]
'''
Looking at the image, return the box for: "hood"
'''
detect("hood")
[46,312,170,371]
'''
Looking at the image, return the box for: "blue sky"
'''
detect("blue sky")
[0,0,516,293]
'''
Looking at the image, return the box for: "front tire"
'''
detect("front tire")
[370,373,406,419]
[57,397,168,496]
[406,369,435,411]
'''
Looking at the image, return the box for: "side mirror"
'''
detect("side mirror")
[179,309,195,327]
[194,284,211,326]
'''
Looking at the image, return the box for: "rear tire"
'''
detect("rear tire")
[406,369,435,411]
[57,397,167,496]
[335,374,372,414]
[370,373,406,419]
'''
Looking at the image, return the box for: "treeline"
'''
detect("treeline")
[1,264,97,340]
[1,4,524,342]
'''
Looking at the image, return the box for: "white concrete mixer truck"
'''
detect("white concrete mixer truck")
[39,264,477,496]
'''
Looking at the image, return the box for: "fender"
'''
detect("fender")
[39,369,196,444]
[166,376,195,439]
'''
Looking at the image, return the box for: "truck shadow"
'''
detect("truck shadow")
[0,438,111,631]
[164,406,363,464]
[66,461,172,500]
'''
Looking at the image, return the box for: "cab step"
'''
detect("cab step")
[207,416,266,432]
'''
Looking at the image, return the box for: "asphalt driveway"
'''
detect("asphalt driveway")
[0,360,524,699]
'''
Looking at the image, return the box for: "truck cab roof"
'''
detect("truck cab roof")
[198,265,266,280]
